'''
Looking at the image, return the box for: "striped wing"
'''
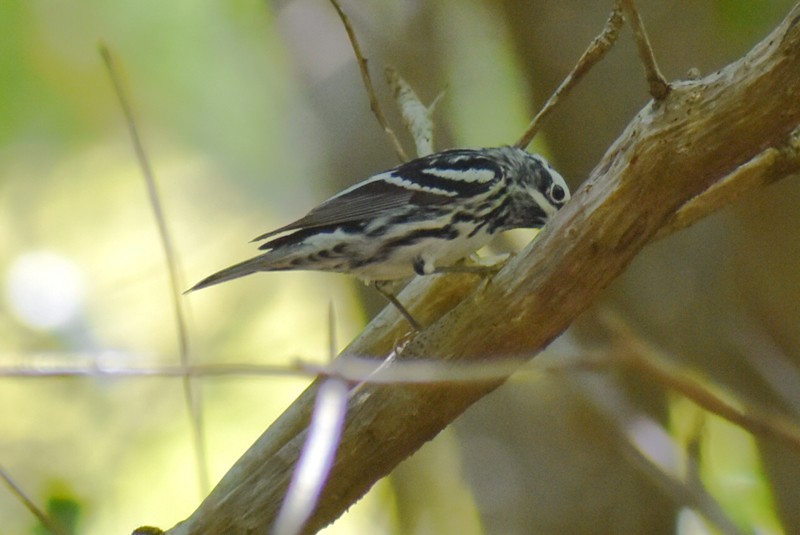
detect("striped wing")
[253,149,504,242]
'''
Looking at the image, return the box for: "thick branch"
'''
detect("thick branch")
[162,5,800,535]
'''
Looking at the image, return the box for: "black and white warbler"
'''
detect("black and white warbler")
[188,146,569,324]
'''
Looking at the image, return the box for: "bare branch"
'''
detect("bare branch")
[515,2,625,149]
[621,0,670,99]
[328,0,408,162]
[605,314,800,453]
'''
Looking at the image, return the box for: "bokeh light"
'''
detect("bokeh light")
[6,250,86,330]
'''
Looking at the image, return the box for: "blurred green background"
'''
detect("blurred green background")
[1,1,799,534]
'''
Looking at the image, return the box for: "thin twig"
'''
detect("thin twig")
[328,0,409,162]
[98,43,209,495]
[640,356,800,452]
[0,465,70,535]
[605,314,800,453]
[515,2,625,149]
[620,0,670,100]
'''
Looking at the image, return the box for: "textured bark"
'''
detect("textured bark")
[160,4,800,534]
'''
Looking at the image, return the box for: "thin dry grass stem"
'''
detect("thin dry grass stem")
[657,125,800,240]
[303,352,600,386]
[98,43,209,495]
[328,0,408,162]
[515,2,625,149]
[0,362,309,379]
[620,0,670,100]
[0,465,70,535]
[0,352,577,384]
[347,351,398,395]
[604,314,800,453]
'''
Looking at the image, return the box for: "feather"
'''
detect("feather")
[251,174,456,242]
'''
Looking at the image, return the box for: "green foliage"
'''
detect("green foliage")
[32,493,82,535]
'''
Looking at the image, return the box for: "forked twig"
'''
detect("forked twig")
[516,0,671,149]
[98,43,209,494]
[620,0,670,100]
[328,0,409,162]
[515,2,625,149]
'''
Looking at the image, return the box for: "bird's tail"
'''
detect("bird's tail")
[185,256,269,293]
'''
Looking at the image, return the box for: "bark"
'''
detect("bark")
[155,4,800,534]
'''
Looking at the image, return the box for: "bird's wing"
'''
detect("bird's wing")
[252,172,453,242]
[252,149,505,242]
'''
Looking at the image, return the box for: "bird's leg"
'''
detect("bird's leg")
[373,255,508,331]
[373,281,423,331]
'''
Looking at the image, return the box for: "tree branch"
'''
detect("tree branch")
[620,0,670,100]
[328,0,408,162]
[156,4,800,534]
[515,2,624,149]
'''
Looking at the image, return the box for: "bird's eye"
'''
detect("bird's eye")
[549,184,566,203]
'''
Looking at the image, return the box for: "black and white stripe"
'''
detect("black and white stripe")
[188,146,570,290]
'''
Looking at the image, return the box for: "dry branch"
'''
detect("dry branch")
[157,4,800,534]
[515,3,624,149]
[621,0,670,100]
[328,0,408,162]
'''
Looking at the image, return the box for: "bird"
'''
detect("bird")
[187,146,570,328]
